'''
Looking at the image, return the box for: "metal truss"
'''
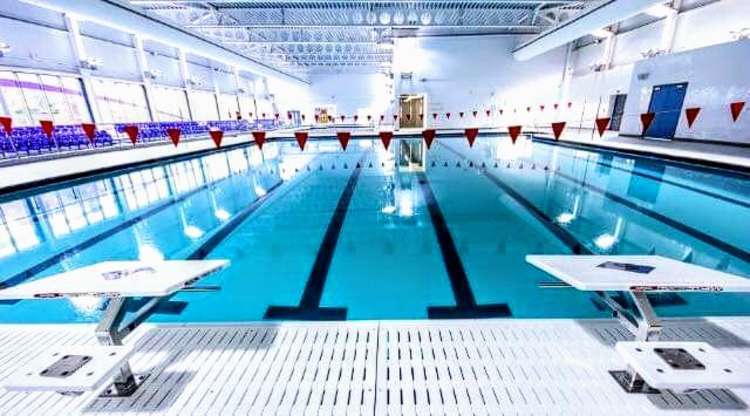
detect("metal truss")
[129,1,597,78]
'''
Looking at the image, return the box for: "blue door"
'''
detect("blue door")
[646,83,687,139]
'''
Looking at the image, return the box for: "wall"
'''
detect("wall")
[393,35,567,129]
[566,0,750,139]
[308,72,392,119]
[619,39,750,143]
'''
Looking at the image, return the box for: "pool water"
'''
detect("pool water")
[1,135,749,323]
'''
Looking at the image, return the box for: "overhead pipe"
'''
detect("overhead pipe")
[19,0,308,86]
[513,0,667,61]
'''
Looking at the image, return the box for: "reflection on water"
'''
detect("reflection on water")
[0,136,749,322]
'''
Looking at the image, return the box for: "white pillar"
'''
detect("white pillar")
[63,15,102,123]
[133,34,157,121]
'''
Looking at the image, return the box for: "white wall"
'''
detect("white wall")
[566,0,750,138]
[619,39,750,143]
[308,72,392,120]
[393,36,567,129]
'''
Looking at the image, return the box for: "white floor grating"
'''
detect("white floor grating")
[0,319,748,415]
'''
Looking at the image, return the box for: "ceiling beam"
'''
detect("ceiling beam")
[20,0,309,85]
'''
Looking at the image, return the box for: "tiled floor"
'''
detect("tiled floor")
[0,318,748,415]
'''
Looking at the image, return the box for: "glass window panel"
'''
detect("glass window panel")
[188,90,219,121]
[61,77,91,123]
[151,86,190,121]
[92,78,150,123]
[217,94,239,120]
[0,71,33,126]
[17,73,52,123]
[40,75,72,124]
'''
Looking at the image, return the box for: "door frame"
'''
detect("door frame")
[645,82,688,139]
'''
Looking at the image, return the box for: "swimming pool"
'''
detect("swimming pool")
[1,134,749,323]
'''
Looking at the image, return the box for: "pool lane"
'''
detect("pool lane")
[264,151,369,320]
[164,146,370,322]
[320,146,455,320]
[0,153,282,322]
[435,138,750,317]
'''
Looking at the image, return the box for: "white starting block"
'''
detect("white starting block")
[4,345,134,394]
[613,341,750,394]
[526,255,750,395]
[526,255,750,341]
[0,260,228,397]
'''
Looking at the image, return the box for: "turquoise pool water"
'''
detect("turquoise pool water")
[1,135,749,322]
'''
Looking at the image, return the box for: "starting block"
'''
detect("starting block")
[4,345,134,395]
[613,341,750,394]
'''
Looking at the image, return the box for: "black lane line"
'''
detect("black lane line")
[264,153,369,321]
[116,176,292,332]
[0,173,262,289]
[551,168,750,264]
[439,144,591,255]
[440,144,690,310]
[417,172,512,319]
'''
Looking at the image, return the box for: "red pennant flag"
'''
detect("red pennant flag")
[302,114,306,122]
[380,115,385,122]
[209,129,223,148]
[249,112,254,119]
[314,114,320,123]
[464,128,479,147]
[508,125,522,144]
[445,112,451,119]
[367,115,372,122]
[499,109,504,115]
[730,101,745,122]
[262,113,267,119]
[354,115,359,122]
[595,117,610,137]
[567,102,573,108]
[422,129,436,149]
[287,111,292,120]
[485,109,491,117]
[419,113,424,121]
[124,125,139,144]
[551,122,566,141]
[685,107,701,128]
[252,131,266,149]
[640,112,655,135]
[472,110,478,118]
[553,103,559,110]
[433,113,438,120]
[39,120,54,138]
[406,114,411,121]
[167,127,181,147]
[341,115,346,122]
[526,107,531,113]
[459,112,464,118]
[337,131,351,151]
[274,113,280,121]
[379,131,393,150]
[0,116,12,136]
[393,114,398,122]
[295,131,308,151]
[539,105,545,112]
[81,123,96,142]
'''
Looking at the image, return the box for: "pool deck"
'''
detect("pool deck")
[1,318,749,415]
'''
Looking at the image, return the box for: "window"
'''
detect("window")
[151,86,190,121]
[238,96,255,119]
[188,90,219,121]
[0,72,92,126]
[0,71,32,126]
[92,78,150,123]
[217,94,239,120]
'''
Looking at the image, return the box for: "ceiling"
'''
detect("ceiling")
[129,0,604,80]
